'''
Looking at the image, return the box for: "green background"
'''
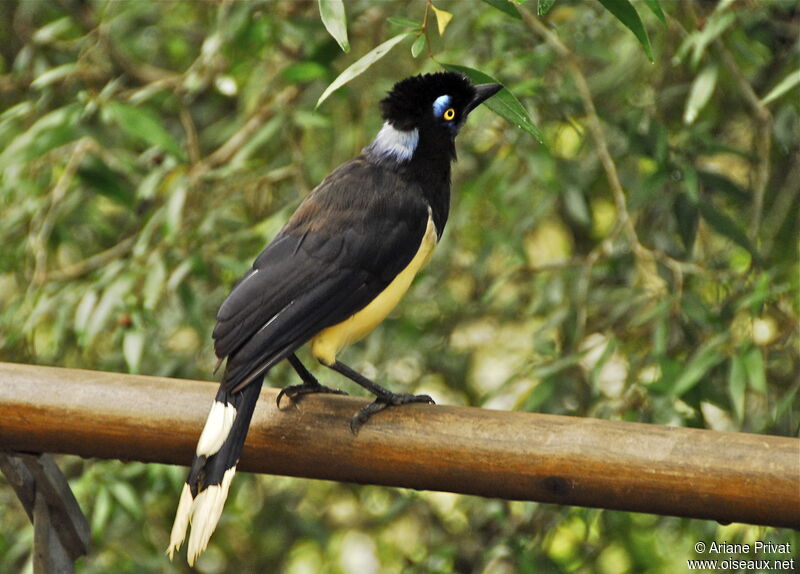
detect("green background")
[0,0,797,572]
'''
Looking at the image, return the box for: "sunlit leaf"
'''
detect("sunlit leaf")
[30,63,77,90]
[597,0,654,62]
[316,33,410,108]
[442,63,544,143]
[684,64,718,124]
[760,69,800,106]
[164,176,188,239]
[74,290,98,337]
[431,3,454,35]
[32,16,75,44]
[143,255,167,310]
[123,329,145,374]
[318,0,349,53]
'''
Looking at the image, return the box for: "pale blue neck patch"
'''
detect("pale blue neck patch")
[433,95,451,118]
[367,121,419,163]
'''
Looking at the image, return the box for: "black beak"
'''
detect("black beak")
[464,83,503,116]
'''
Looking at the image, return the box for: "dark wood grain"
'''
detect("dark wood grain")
[0,362,797,528]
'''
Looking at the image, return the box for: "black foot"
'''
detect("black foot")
[277,381,348,408]
[350,392,434,434]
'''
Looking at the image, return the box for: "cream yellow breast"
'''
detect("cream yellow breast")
[311,212,438,366]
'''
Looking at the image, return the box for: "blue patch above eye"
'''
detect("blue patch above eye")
[433,95,451,117]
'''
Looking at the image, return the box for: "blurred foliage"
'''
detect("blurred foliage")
[0,0,798,572]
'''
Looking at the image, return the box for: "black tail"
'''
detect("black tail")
[167,378,263,565]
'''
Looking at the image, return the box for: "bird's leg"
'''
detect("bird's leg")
[277,354,348,408]
[325,360,434,433]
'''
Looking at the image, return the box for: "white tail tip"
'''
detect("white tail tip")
[166,466,237,565]
[196,400,237,457]
[166,483,193,560]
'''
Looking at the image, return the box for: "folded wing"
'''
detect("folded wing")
[212,157,430,391]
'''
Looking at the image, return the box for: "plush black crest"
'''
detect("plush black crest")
[380,72,477,130]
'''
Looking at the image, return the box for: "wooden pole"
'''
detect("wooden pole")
[0,362,797,528]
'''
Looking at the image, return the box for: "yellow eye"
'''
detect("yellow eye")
[443,108,456,121]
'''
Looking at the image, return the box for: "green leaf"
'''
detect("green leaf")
[670,333,728,396]
[74,290,98,337]
[537,0,557,16]
[143,255,167,310]
[680,162,699,202]
[282,61,328,83]
[760,69,800,106]
[32,16,75,44]
[743,346,766,394]
[318,0,349,53]
[123,329,145,374]
[522,377,556,411]
[727,355,746,421]
[697,169,749,203]
[105,102,185,160]
[642,0,666,25]
[442,63,544,143]
[774,385,799,422]
[411,34,426,58]
[564,187,592,227]
[689,11,736,69]
[696,197,763,267]
[91,487,112,537]
[109,482,143,519]
[387,16,421,29]
[482,0,522,19]
[316,33,410,108]
[597,0,654,62]
[0,104,82,167]
[683,64,718,124]
[164,176,188,239]
[674,191,699,253]
[30,63,77,90]
[77,155,136,207]
[86,275,135,344]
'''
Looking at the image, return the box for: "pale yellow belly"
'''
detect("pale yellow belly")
[311,213,437,366]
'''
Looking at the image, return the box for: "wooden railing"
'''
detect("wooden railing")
[1,361,798,534]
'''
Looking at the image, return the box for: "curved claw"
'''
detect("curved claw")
[349,392,435,434]
[276,383,348,409]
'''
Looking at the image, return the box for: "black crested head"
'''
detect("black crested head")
[366,72,501,167]
[380,72,476,131]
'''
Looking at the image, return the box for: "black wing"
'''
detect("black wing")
[212,157,430,391]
